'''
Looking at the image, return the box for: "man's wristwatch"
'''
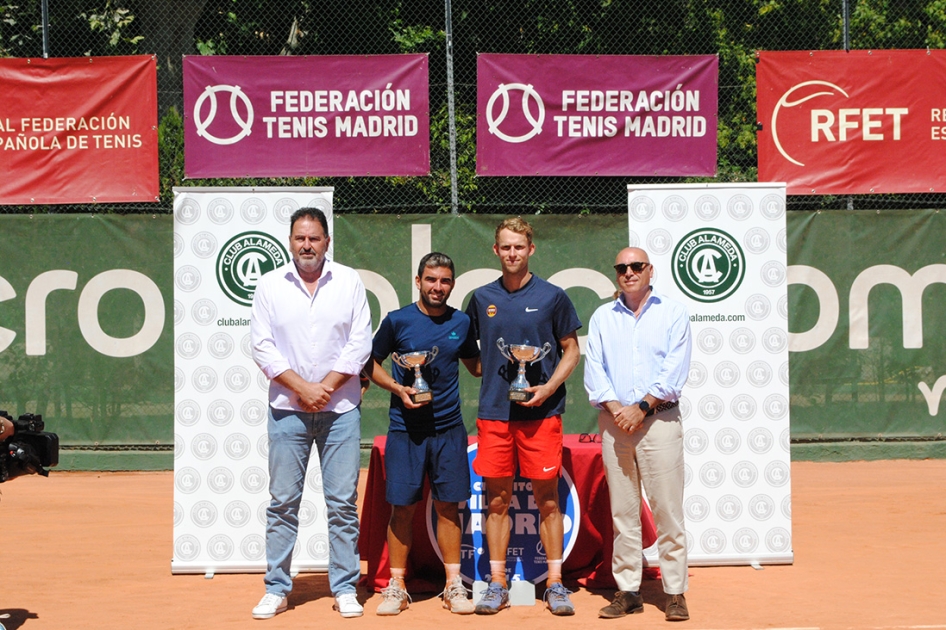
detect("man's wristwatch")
[638,400,651,413]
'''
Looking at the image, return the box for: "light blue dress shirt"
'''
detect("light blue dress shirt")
[584,288,691,408]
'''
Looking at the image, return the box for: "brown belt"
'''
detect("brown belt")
[645,400,679,417]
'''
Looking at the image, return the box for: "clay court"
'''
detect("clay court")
[2,459,945,630]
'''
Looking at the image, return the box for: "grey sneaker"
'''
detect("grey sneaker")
[474,580,509,615]
[376,582,410,616]
[543,582,575,616]
[252,593,287,619]
[441,576,474,614]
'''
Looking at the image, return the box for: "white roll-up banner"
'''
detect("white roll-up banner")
[628,183,792,566]
[172,187,334,574]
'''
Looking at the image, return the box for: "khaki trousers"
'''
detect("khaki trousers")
[598,408,688,594]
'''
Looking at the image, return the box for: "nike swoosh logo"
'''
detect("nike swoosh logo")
[543,466,555,472]
[525,307,538,312]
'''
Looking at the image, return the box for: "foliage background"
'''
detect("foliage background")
[4,0,946,214]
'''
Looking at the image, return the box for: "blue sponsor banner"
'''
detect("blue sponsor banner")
[425,443,581,584]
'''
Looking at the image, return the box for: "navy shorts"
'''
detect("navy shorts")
[384,423,472,506]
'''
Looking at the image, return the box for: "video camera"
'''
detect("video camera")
[0,410,59,482]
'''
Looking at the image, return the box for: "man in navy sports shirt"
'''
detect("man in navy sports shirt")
[465,218,582,616]
[366,252,481,616]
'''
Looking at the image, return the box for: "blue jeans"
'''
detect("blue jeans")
[264,406,361,597]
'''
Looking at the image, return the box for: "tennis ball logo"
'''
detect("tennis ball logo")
[216,231,290,306]
[672,227,746,303]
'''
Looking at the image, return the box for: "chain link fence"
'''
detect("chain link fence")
[2,0,946,215]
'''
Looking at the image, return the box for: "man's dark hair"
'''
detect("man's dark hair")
[290,207,330,236]
[417,252,455,279]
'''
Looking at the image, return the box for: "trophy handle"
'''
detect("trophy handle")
[496,337,514,362]
[533,342,553,363]
[428,346,439,363]
[391,352,406,368]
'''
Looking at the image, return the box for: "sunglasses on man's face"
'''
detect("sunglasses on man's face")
[613,262,650,275]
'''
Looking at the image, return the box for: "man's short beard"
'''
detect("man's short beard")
[295,255,324,273]
[420,292,445,309]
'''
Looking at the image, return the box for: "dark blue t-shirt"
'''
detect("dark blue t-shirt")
[372,303,480,432]
[466,274,581,421]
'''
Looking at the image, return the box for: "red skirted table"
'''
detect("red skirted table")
[360,434,657,592]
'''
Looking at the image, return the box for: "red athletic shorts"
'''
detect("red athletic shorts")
[473,415,563,479]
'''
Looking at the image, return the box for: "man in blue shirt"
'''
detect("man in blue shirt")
[366,252,481,616]
[465,218,582,616]
[584,247,692,622]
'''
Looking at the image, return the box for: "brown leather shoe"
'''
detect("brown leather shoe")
[598,591,643,618]
[665,593,689,621]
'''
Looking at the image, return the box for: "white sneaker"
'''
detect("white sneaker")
[252,593,287,619]
[334,592,364,618]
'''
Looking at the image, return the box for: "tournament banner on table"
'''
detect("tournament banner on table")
[628,184,792,566]
[172,187,334,574]
[476,53,717,176]
[183,55,429,178]
[0,56,158,205]
[757,50,946,195]
[426,443,581,585]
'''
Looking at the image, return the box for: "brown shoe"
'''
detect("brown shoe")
[598,591,643,618]
[665,593,689,621]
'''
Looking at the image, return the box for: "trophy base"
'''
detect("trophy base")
[508,390,533,402]
[411,392,433,404]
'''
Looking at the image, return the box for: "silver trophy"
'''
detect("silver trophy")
[496,338,552,402]
[392,347,439,404]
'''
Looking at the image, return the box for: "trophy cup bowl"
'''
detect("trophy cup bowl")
[392,347,438,404]
[496,338,552,402]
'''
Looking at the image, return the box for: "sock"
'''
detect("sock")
[389,567,406,587]
[444,563,461,582]
[490,560,507,587]
[546,559,563,587]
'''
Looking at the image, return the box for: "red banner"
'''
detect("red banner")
[757,50,946,195]
[0,56,158,205]
[183,55,429,178]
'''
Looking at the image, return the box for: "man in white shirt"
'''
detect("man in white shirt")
[583,247,692,622]
[250,207,372,620]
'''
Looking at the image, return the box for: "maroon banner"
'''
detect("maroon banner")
[0,56,158,205]
[183,55,429,178]
[757,50,946,195]
[476,54,717,177]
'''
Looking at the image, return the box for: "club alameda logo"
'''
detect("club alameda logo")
[672,227,746,303]
[216,231,290,306]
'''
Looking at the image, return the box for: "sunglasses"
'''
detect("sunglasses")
[613,262,650,274]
